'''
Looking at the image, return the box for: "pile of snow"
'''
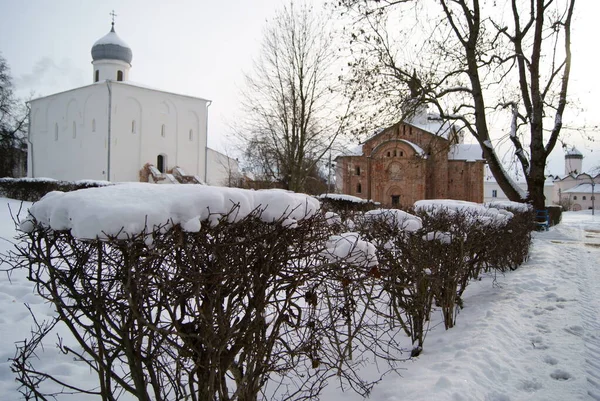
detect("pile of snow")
[21,183,321,240]
[364,209,423,232]
[323,232,378,267]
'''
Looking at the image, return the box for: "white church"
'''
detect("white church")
[27,21,237,185]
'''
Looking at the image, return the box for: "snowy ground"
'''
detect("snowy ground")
[1,197,599,401]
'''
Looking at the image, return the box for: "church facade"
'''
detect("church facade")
[335,110,485,208]
[27,23,218,184]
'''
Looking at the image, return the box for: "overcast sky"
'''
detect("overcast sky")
[0,0,598,176]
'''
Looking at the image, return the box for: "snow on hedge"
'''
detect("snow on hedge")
[21,183,321,240]
[317,193,377,204]
[364,209,423,232]
[486,200,532,213]
[414,199,512,225]
[323,232,378,267]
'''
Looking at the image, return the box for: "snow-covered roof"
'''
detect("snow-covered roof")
[448,143,485,161]
[91,25,132,64]
[562,183,597,194]
[22,184,321,240]
[405,111,456,140]
[565,147,583,157]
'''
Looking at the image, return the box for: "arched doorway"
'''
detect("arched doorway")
[157,154,167,173]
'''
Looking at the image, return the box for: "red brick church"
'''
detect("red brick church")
[335,109,485,208]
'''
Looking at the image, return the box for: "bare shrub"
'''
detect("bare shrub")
[4,206,388,401]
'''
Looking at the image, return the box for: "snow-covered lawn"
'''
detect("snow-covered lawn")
[1,196,599,400]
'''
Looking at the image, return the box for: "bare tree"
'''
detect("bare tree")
[237,1,352,193]
[339,0,576,209]
[0,52,28,177]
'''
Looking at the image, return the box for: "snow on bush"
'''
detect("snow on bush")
[486,200,532,213]
[323,232,378,267]
[414,199,511,226]
[422,231,453,244]
[363,209,422,232]
[21,183,321,240]
[317,193,374,204]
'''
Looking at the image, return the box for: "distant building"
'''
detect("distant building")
[483,147,599,210]
[27,21,237,184]
[335,108,485,208]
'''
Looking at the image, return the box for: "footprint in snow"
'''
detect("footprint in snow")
[550,369,573,381]
[519,379,542,392]
[543,355,559,366]
[564,325,584,337]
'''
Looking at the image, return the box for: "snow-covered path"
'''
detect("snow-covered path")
[0,198,599,401]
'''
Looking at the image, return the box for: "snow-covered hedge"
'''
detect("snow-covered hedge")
[0,177,112,202]
[4,187,536,399]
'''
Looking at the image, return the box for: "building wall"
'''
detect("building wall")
[335,122,482,208]
[28,84,109,181]
[484,178,554,205]
[448,160,485,203]
[206,148,239,186]
[109,83,208,182]
[28,82,209,183]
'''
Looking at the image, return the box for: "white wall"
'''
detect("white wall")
[29,81,210,183]
[28,83,109,181]
[484,178,554,205]
[206,148,239,186]
[109,82,209,182]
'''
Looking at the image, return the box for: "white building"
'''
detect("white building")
[27,22,236,184]
[483,148,599,210]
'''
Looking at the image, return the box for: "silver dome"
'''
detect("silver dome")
[91,26,133,64]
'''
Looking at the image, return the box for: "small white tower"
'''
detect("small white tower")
[564,147,583,175]
[91,13,132,83]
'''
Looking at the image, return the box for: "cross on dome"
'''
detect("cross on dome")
[110,10,117,30]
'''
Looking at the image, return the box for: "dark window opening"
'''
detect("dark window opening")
[492,190,498,198]
[95,70,99,82]
[573,196,577,200]
[387,151,391,157]
[400,151,404,157]
[355,166,361,175]
[394,150,397,157]
[357,183,362,193]
[583,196,587,200]
[391,195,400,207]
[117,70,124,81]
[157,155,166,173]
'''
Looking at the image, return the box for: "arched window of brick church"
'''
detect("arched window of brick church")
[355,165,361,175]
[400,151,404,157]
[387,151,391,157]
[393,150,397,157]
[573,196,577,200]
[157,154,167,173]
[72,121,76,139]
[95,70,99,82]
[583,196,587,200]
[357,183,362,193]
[161,124,166,138]
[54,123,58,141]
[92,119,96,133]
[117,70,124,81]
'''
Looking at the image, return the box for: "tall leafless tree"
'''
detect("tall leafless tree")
[0,53,28,177]
[237,1,352,193]
[339,0,576,209]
